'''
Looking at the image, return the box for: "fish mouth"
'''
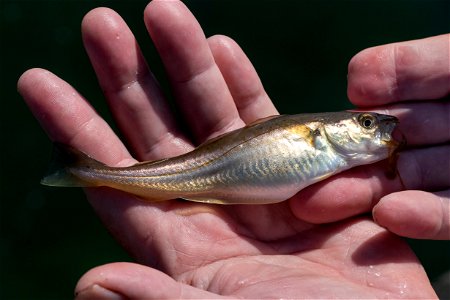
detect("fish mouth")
[379,115,399,142]
[379,115,404,153]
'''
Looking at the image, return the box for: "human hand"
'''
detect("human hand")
[290,34,449,240]
[18,0,437,298]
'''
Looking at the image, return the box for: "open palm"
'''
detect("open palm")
[19,1,443,298]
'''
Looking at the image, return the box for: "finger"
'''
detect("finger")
[207,35,278,123]
[373,101,450,146]
[17,68,133,167]
[289,144,450,223]
[144,0,245,142]
[17,69,163,267]
[348,34,450,106]
[289,162,396,223]
[75,262,228,299]
[373,190,450,240]
[396,145,450,192]
[18,68,148,263]
[82,8,192,161]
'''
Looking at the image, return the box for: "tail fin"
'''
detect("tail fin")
[41,143,104,187]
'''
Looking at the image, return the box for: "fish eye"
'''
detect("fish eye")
[358,113,377,129]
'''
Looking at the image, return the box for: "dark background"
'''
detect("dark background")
[1,0,449,299]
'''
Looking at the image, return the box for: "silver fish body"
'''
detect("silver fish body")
[42,111,399,204]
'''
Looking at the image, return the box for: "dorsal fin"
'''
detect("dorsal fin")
[197,115,283,148]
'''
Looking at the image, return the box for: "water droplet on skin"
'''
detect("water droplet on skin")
[366,265,383,288]
[238,279,246,286]
[367,265,376,275]
[398,283,407,295]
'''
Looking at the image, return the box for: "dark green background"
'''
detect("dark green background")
[1,0,449,299]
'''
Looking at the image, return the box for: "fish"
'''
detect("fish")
[41,111,399,204]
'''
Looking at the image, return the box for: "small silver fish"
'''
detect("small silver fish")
[41,111,399,204]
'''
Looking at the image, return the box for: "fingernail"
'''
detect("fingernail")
[75,284,125,300]
[372,208,379,224]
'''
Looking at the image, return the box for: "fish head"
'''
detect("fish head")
[323,112,399,164]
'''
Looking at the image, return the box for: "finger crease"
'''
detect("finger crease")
[173,62,216,85]
[143,131,184,159]
[67,115,99,146]
[235,88,267,112]
[103,69,153,97]
[207,117,243,140]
